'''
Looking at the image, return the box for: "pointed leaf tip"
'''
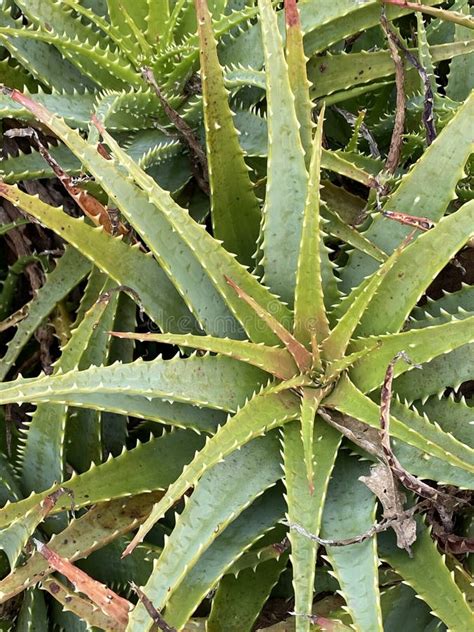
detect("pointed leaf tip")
[284,0,300,27]
[225,275,312,371]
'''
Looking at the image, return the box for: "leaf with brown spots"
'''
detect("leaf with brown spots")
[34,540,131,627]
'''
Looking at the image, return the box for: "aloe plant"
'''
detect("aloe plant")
[1,0,469,191]
[0,0,473,630]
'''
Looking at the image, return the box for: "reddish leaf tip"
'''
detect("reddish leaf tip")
[284,0,300,27]
[121,540,136,558]
[91,114,105,135]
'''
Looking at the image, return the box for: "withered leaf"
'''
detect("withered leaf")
[360,463,417,553]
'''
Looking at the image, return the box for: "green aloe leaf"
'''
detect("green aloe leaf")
[325,375,474,475]
[410,284,474,322]
[106,0,150,60]
[284,419,341,632]
[0,452,22,506]
[381,583,436,632]
[111,331,298,380]
[307,40,473,100]
[350,314,474,393]
[128,435,283,630]
[0,219,29,236]
[388,399,473,488]
[0,489,65,569]
[379,519,473,631]
[258,0,308,305]
[232,108,379,187]
[0,254,44,322]
[446,0,474,100]
[15,589,48,632]
[0,429,205,530]
[197,0,260,265]
[342,92,474,292]
[99,291,136,456]
[65,275,121,474]
[59,0,140,64]
[122,389,299,559]
[165,488,286,629]
[207,554,288,632]
[146,0,170,43]
[412,395,473,448]
[10,0,138,89]
[322,209,387,264]
[294,108,330,348]
[35,391,225,435]
[322,238,410,365]
[0,182,196,334]
[0,7,93,92]
[355,200,474,336]
[220,0,440,70]
[321,453,382,632]
[1,89,292,342]
[92,116,291,343]
[284,0,313,163]
[18,279,115,497]
[416,12,436,93]
[393,344,474,402]
[298,388,322,489]
[0,354,265,412]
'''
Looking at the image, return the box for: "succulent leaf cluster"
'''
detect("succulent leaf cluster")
[0,0,473,630]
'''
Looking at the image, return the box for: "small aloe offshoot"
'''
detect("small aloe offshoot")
[0,0,473,630]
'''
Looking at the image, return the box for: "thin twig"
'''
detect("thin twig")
[130,583,177,632]
[399,46,436,144]
[380,352,463,511]
[380,20,437,145]
[380,10,406,173]
[141,67,209,194]
[282,509,419,547]
[383,1,474,31]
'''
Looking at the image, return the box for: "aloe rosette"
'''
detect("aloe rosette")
[0,0,473,630]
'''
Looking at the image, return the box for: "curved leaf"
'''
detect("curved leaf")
[111,331,298,380]
[0,355,265,412]
[356,200,474,336]
[393,343,474,402]
[325,375,474,476]
[258,0,308,305]
[350,314,474,393]
[379,519,474,631]
[294,108,330,347]
[0,430,205,530]
[128,435,283,630]
[0,182,196,335]
[321,453,382,632]
[197,0,260,265]
[342,92,474,292]
[123,389,299,557]
[165,489,286,629]
[284,419,341,632]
